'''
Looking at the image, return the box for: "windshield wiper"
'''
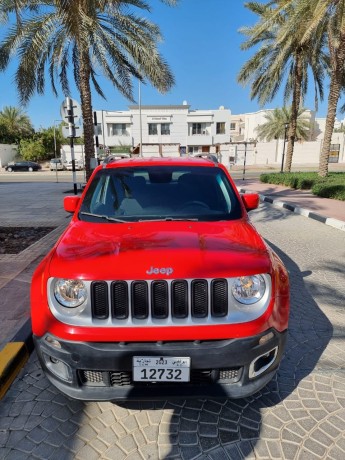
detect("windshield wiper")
[138,217,199,222]
[80,212,129,223]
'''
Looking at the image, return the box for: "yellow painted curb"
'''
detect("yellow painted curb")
[0,342,29,399]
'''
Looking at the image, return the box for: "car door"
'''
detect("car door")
[17,162,26,171]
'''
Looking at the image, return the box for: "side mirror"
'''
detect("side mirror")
[241,193,260,211]
[64,196,81,213]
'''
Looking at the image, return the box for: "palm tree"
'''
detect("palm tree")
[0,0,178,180]
[0,105,34,143]
[266,0,345,176]
[256,106,310,165]
[256,106,310,141]
[289,0,345,177]
[238,1,327,172]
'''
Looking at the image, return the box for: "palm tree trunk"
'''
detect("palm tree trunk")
[319,35,345,177]
[78,50,95,182]
[284,51,302,172]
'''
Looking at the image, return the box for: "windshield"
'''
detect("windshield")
[79,166,242,222]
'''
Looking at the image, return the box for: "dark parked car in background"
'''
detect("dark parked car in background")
[5,161,42,172]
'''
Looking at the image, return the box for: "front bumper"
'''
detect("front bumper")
[34,328,287,401]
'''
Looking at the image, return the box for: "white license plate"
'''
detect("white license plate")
[133,356,190,382]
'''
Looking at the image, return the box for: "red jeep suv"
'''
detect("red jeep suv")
[31,156,289,401]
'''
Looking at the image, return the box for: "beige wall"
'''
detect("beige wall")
[222,134,345,167]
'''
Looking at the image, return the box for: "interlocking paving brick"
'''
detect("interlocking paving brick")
[39,416,61,433]
[89,437,110,454]
[31,441,57,459]
[98,409,117,427]
[178,431,199,446]
[26,425,48,444]
[198,423,218,438]
[76,425,98,443]
[142,425,159,443]
[125,451,145,460]
[199,435,221,452]
[207,446,229,459]
[97,425,118,446]
[158,444,180,459]
[180,444,203,460]
[118,434,137,454]
[76,444,103,460]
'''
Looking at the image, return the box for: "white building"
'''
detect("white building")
[94,103,232,157]
[92,104,344,167]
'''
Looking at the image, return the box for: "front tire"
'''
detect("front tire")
[7,167,13,172]
[28,167,33,172]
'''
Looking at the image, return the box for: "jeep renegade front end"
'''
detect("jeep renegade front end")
[31,157,289,400]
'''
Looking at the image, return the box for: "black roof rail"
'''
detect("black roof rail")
[102,153,131,167]
[193,153,219,163]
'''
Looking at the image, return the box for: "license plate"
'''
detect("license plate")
[133,356,190,382]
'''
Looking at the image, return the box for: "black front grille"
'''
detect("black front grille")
[171,280,188,318]
[80,368,240,387]
[91,282,109,319]
[152,281,169,318]
[191,280,208,318]
[211,279,228,317]
[132,281,149,319]
[111,281,129,319]
[91,278,229,322]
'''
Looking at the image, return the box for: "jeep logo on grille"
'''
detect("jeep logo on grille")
[146,266,174,276]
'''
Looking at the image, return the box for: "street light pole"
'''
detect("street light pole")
[280,123,289,173]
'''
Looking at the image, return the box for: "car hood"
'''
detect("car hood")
[49,220,271,279]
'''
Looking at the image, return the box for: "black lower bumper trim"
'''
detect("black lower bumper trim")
[34,329,287,401]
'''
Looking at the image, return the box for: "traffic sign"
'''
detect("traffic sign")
[60,98,82,123]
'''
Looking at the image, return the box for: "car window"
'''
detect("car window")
[79,166,242,222]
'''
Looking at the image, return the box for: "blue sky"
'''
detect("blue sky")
[0,0,335,129]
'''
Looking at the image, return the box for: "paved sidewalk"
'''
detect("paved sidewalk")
[234,178,345,231]
[0,179,345,398]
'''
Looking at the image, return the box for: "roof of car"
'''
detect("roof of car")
[101,156,219,170]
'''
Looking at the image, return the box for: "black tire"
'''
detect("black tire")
[28,167,33,172]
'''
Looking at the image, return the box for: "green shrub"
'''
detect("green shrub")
[259,171,345,201]
[312,183,345,201]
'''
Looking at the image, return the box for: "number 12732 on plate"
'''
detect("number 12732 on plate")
[133,356,191,382]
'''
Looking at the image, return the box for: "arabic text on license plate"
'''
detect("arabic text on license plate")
[133,356,190,382]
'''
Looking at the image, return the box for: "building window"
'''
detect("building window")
[149,123,158,135]
[110,123,127,136]
[230,123,236,131]
[188,146,199,154]
[192,123,202,135]
[216,122,225,134]
[161,123,170,135]
[97,123,102,135]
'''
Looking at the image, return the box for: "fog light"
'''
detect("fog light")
[45,335,62,349]
[42,353,71,382]
[259,331,274,345]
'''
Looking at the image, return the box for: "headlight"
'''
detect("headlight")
[54,279,87,308]
[231,275,266,305]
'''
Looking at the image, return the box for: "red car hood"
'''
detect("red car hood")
[49,220,271,280]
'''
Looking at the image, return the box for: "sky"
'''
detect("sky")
[0,0,336,130]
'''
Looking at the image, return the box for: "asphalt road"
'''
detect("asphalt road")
[0,170,87,184]
[1,188,345,459]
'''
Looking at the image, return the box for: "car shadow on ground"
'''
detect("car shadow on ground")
[114,240,334,458]
[0,242,334,459]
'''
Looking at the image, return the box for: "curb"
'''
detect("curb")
[238,188,345,232]
[0,318,33,400]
